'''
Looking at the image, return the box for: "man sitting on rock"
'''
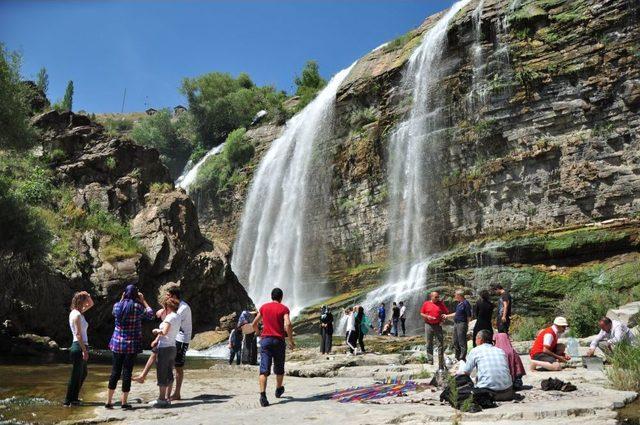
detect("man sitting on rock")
[529,317,571,371]
[459,329,515,401]
[586,316,636,357]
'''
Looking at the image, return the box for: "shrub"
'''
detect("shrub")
[559,287,626,337]
[349,107,377,129]
[383,32,413,53]
[0,44,36,150]
[102,117,134,135]
[193,127,253,195]
[150,182,173,194]
[605,342,640,392]
[293,61,327,112]
[105,157,116,170]
[510,315,548,341]
[0,177,51,263]
[181,72,285,146]
[130,109,192,178]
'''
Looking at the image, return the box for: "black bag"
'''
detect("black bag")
[439,375,497,412]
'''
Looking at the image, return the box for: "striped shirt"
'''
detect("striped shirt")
[462,343,513,391]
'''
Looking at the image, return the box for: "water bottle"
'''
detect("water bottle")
[567,337,580,358]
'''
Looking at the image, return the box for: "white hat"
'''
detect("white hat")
[553,316,568,327]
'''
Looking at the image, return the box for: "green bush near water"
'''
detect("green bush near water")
[193,128,254,195]
[559,286,626,338]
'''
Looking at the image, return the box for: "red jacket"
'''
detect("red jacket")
[530,326,558,358]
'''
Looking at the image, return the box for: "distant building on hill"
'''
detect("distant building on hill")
[145,108,157,116]
[173,105,187,116]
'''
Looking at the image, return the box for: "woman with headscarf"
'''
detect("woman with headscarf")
[355,306,371,354]
[319,305,334,354]
[64,291,94,407]
[106,284,153,409]
[473,290,494,347]
[493,333,526,390]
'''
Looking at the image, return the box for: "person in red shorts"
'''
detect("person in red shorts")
[252,287,295,407]
[420,291,449,370]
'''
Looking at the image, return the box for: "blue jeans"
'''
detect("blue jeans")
[392,318,399,336]
[259,337,286,376]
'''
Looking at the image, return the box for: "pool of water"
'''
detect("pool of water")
[619,398,640,425]
[0,354,223,424]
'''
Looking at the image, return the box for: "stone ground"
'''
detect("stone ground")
[77,345,637,425]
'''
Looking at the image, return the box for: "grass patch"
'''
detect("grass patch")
[559,286,627,337]
[510,315,548,341]
[150,182,173,193]
[383,32,414,53]
[605,342,640,392]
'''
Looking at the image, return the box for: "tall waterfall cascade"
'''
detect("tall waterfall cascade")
[232,63,357,316]
[353,0,474,329]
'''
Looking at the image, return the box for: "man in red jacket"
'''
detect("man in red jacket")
[420,291,449,370]
[529,317,571,371]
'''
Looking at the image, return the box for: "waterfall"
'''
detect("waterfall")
[351,0,474,330]
[175,143,226,192]
[468,0,487,112]
[232,62,357,316]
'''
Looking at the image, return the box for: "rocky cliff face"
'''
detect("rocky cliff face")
[1,110,252,350]
[193,0,640,315]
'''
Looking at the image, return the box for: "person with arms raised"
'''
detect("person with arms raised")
[252,287,295,407]
[106,284,153,409]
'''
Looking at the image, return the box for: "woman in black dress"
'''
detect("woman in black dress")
[473,290,494,347]
[319,306,334,354]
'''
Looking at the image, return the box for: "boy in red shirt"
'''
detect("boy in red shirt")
[420,291,449,370]
[252,287,295,407]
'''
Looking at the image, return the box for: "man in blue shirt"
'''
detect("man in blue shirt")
[461,329,514,401]
[377,303,386,335]
[446,289,472,361]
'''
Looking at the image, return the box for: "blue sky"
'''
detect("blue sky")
[1,1,453,113]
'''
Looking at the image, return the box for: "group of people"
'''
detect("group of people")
[228,310,258,366]
[63,284,192,409]
[343,305,373,355]
[376,301,407,337]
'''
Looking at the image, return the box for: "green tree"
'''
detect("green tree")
[180,72,285,148]
[36,67,48,94]
[130,109,192,178]
[62,80,74,111]
[293,60,327,111]
[0,44,36,150]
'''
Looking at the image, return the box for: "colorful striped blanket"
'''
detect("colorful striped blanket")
[332,380,424,403]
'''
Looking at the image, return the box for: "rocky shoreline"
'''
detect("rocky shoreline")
[58,340,635,425]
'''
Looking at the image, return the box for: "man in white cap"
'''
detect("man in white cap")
[528,317,571,371]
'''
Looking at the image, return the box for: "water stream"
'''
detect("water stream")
[232,63,356,316]
[175,142,226,192]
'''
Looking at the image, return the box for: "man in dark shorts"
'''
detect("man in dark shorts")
[252,287,295,407]
[492,284,512,333]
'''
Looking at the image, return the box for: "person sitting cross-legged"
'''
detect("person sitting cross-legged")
[459,329,515,401]
[586,316,636,357]
[529,317,571,371]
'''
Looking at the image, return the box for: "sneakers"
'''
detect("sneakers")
[259,393,269,407]
[149,399,170,408]
[275,386,285,398]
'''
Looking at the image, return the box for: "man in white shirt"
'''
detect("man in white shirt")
[586,316,636,356]
[399,301,407,337]
[167,285,192,401]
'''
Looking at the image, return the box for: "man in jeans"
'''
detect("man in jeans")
[420,291,449,370]
[391,302,400,337]
[492,284,512,334]
[445,289,472,361]
[252,287,295,407]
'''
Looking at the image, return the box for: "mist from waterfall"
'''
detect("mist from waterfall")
[232,63,356,316]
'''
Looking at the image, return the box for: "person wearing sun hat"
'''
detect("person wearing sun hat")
[529,316,571,371]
